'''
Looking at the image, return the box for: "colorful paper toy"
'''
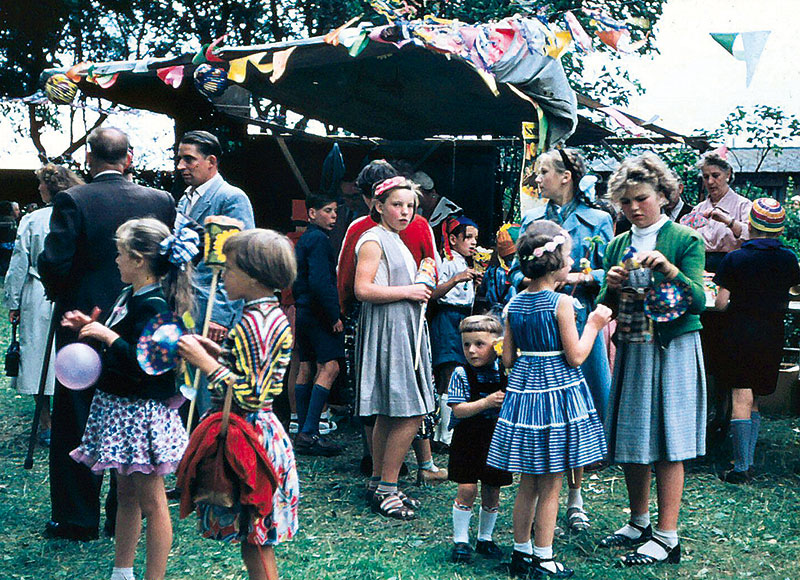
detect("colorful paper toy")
[711,31,770,87]
[137,312,186,376]
[203,216,244,267]
[644,280,690,322]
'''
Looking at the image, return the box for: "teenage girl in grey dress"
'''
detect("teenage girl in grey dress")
[354,176,436,520]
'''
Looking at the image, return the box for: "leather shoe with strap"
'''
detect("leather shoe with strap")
[44,520,98,542]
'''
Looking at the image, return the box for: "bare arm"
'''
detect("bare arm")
[451,390,505,419]
[502,317,517,369]
[431,269,476,300]
[557,297,612,367]
[354,240,431,304]
[714,286,730,311]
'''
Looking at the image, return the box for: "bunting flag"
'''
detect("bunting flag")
[545,29,573,59]
[323,15,363,46]
[86,66,119,88]
[598,106,644,136]
[710,31,770,86]
[156,65,185,88]
[205,35,227,63]
[270,47,296,82]
[65,62,91,82]
[192,44,210,65]
[563,11,593,53]
[227,53,272,83]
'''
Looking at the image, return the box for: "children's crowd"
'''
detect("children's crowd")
[18,145,800,580]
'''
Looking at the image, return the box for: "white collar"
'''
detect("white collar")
[94,169,122,178]
[631,215,669,237]
[668,199,685,221]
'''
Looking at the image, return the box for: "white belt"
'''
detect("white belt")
[518,350,564,357]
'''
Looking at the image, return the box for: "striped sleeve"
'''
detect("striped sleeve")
[208,309,293,412]
[447,366,470,405]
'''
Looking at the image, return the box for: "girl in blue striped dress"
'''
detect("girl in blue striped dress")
[487,220,611,578]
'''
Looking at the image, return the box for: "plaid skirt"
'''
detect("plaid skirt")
[605,331,706,464]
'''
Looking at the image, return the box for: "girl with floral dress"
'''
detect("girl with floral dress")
[68,218,195,580]
[179,229,299,580]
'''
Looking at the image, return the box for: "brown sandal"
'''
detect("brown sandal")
[371,491,416,520]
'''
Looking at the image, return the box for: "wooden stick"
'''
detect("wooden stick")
[24,306,58,469]
[185,269,220,433]
[413,303,427,371]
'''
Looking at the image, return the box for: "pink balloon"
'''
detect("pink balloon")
[54,343,102,390]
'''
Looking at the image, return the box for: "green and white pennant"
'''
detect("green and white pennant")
[710,31,770,87]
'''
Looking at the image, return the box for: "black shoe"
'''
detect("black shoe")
[165,487,182,500]
[621,538,681,566]
[509,550,535,578]
[530,556,574,578]
[599,522,652,548]
[43,520,99,542]
[722,469,750,484]
[450,542,472,563]
[475,539,504,559]
[294,432,343,457]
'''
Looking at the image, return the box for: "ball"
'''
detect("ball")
[54,343,102,390]
[193,64,228,98]
[44,73,79,105]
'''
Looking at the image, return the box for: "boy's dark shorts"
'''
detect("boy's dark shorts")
[448,416,512,487]
[295,308,345,363]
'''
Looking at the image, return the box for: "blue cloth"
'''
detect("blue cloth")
[447,359,504,428]
[293,223,341,326]
[430,307,468,368]
[176,176,255,330]
[481,265,517,318]
[486,290,606,474]
[511,202,613,419]
[294,306,345,363]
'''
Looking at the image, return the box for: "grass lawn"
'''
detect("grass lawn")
[0,299,798,579]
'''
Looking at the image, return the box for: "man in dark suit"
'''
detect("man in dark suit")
[175,130,254,415]
[38,127,176,541]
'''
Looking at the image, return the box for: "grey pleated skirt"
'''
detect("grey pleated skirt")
[605,331,706,464]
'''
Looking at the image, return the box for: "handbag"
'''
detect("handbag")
[5,320,20,377]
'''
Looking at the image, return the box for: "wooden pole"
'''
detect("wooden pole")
[24,306,57,469]
[185,269,220,433]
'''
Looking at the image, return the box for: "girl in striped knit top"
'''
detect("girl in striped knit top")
[179,229,299,580]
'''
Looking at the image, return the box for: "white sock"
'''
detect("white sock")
[477,506,498,541]
[290,413,298,421]
[514,540,533,555]
[614,512,650,539]
[567,488,583,509]
[637,528,678,560]
[110,567,135,580]
[452,503,472,544]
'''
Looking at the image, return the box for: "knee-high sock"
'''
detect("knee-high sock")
[730,419,751,473]
[301,384,330,436]
[747,411,760,469]
[294,383,312,432]
[453,502,472,544]
[477,505,499,541]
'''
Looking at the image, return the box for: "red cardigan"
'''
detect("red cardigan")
[336,214,437,311]
[177,412,278,520]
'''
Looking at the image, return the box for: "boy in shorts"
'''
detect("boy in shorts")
[447,315,512,563]
[293,194,344,456]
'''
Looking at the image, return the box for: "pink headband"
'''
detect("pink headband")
[532,235,566,258]
[373,176,407,198]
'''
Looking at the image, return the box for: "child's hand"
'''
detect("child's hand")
[637,251,679,279]
[178,334,219,370]
[453,269,476,283]
[408,283,432,302]
[332,319,344,333]
[485,390,505,409]
[192,335,222,357]
[78,321,119,345]
[61,307,101,332]
[587,304,613,329]
[605,265,629,290]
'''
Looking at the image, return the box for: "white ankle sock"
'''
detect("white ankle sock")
[514,540,533,555]
[636,528,678,560]
[615,512,650,539]
[567,488,583,509]
[452,503,472,544]
[477,506,498,541]
[110,567,134,580]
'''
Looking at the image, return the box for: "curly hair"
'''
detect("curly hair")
[35,163,84,196]
[697,150,734,182]
[368,177,420,223]
[517,220,570,279]
[607,152,678,204]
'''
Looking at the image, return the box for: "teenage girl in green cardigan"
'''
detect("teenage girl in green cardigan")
[596,153,706,567]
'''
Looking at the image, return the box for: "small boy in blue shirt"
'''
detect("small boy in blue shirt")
[447,315,512,564]
[293,193,344,456]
